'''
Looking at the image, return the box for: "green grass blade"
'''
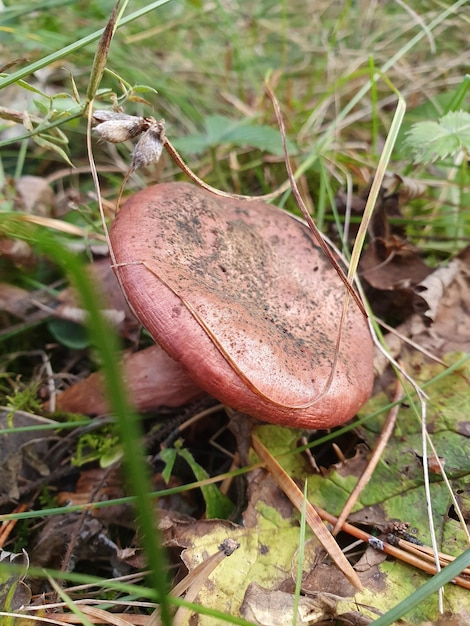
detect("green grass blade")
[0,0,174,91]
[0,215,172,625]
[347,94,406,281]
[445,74,470,113]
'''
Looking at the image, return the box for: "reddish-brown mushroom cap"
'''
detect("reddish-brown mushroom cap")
[110,182,373,429]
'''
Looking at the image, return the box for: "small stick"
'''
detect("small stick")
[333,377,403,534]
[252,433,363,590]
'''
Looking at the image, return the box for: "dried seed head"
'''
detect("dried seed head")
[92,110,156,143]
[130,119,166,170]
[93,118,144,143]
[92,110,129,124]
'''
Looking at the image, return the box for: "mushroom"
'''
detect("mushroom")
[53,344,204,415]
[110,182,373,429]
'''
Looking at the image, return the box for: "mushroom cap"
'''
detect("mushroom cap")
[110,182,373,429]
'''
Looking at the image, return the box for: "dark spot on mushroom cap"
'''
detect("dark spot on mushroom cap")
[110,182,374,429]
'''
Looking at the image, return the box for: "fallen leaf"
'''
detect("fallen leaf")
[15,175,55,216]
[251,405,470,624]
[161,506,309,624]
[31,512,122,575]
[240,581,337,625]
[0,408,56,500]
[56,466,133,528]
[0,549,31,611]
[408,247,470,356]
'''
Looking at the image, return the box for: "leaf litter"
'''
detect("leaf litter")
[1,161,470,625]
[1,15,470,623]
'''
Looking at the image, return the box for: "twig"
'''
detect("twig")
[315,503,470,590]
[333,377,403,534]
[0,502,30,548]
[163,137,292,202]
[252,433,363,590]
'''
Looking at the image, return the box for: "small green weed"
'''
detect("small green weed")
[72,425,121,467]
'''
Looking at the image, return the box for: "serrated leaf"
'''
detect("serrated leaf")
[405,110,470,163]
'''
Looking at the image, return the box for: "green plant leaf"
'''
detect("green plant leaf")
[160,446,177,484]
[224,123,295,156]
[372,548,470,626]
[31,134,74,167]
[130,84,159,95]
[251,354,470,624]
[172,114,296,156]
[204,115,236,144]
[176,444,234,519]
[47,319,90,350]
[405,110,470,163]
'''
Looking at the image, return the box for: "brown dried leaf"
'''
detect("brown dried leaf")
[240,582,336,625]
[382,246,470,361]
[300,542,386,599]
[0,409,56,499]
[57,258,140,340]
[413,257,462,324]
[0,283,36,318]
[360,237,431,291]
[56,466,133,527]
[382,172,427,202]
[31,512,120,572]
[0,237,37,267]
[15,175,55,216]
